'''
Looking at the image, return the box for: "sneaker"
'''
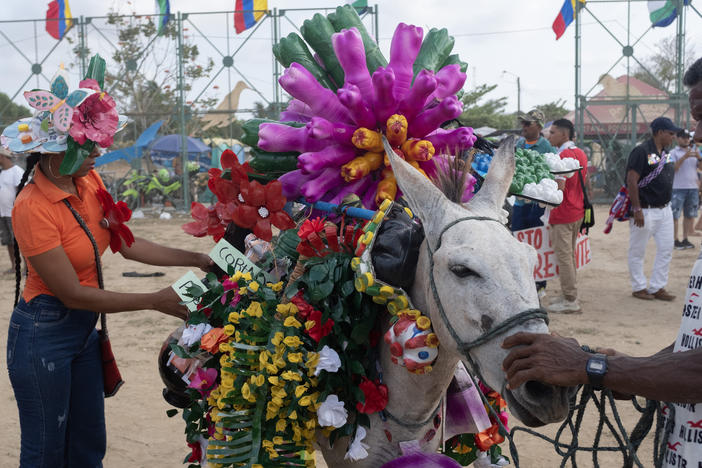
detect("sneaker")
[682,239,695,250]
[675,240,685,250]
[632,289,655,300]
[652,288,676,301]
[547,299,581,314]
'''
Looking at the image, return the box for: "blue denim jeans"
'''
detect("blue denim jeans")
[6,295,105,468]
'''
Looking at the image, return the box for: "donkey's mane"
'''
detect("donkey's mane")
[429,151,474,203]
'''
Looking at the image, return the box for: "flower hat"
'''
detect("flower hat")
[1,54,128,175]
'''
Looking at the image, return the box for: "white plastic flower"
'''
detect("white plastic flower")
[180,323,213,347]
[344,426,370,461]
[317,395,348,428]
[314,345,342,376]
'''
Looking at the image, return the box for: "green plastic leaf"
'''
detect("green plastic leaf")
[169,343,191,358]
[166,409,178,418]
[85,54,106,89]
[349,360,365,375]
[60,137,94,175]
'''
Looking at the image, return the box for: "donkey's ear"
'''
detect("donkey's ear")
[468,135,516,214]
[384,136,456,241]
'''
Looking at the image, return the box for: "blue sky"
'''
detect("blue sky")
[0,0,699,116]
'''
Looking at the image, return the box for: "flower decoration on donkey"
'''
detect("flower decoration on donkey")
[243,5,477,210]
[183,149,295,243]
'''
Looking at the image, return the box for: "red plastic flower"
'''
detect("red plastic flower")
[290,292,315,320]
[207,150,255,204]
[304,308,334,343]
[298,217,325,239]
[70,79,119,147]
[356,377,389,414]
[182,202,226,241]
[186,441,202,463]
[96,188,134,253]
[230,179,295,242]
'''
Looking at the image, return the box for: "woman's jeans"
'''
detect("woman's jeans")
[6,295,105,468]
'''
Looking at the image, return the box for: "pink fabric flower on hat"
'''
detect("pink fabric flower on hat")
[69,79,119,148]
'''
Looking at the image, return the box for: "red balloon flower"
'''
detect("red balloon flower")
[182,202,226,241]
[356,377,389,414]
[230,179,295,242]
[96,188,134,253]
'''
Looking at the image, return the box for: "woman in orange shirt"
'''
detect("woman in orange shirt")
[5,56,211,468]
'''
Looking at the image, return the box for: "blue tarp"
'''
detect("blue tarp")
[150,134,211,169]
[96,120,164,167]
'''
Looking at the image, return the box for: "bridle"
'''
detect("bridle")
[425,215,549,375]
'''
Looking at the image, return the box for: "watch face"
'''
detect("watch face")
[588,361,605,372]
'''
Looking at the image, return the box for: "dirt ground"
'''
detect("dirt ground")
[0,205,695,467]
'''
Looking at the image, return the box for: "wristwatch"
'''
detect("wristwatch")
[586,353,608,390]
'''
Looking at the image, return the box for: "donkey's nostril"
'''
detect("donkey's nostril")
[525,380,554,400]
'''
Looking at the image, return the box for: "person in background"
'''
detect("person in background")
[626,117,680,301]
[502,57,702,468]
[0,148,24,274]
[670,128,702,249]
[513,109,556,299]
[545,118,588,314]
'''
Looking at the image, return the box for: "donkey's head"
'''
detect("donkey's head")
[387,136,571,426]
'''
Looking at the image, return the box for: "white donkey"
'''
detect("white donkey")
[319,136,573,467]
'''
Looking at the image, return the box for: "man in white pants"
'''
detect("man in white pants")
[626,117,679,301]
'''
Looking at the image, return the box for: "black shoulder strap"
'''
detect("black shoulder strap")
[577,168,590,206]
[63,199,107,333]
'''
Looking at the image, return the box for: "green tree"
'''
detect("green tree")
[459,84,513,130]
[0,92,31,132]
[535,99,569,123]
[72,11,216,138]
[633,36,695,92]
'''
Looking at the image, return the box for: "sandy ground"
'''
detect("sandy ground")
[0,205,695,467]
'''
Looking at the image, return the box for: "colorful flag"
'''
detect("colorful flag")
[346,0,369,14]
[45,0,73,40]
[234,0,268,35]
[155,0,170,35]
[552,0,586,40]
[648,0,690,28]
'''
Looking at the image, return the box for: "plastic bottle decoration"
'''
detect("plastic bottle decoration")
[350,199,439,374]
[242,5,477,210]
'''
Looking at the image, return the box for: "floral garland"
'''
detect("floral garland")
[175,216,392,466]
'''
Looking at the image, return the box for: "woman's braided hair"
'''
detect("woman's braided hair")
[13,153,41,307]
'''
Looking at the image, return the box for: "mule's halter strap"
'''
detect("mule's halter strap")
[426,216,549,361]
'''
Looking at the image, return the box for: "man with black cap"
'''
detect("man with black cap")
[627,116,680,301]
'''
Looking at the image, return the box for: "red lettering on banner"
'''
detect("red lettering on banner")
[514,226,591,280]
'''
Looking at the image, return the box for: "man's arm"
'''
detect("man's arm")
[627,169,644,227]
[502,333,702,403]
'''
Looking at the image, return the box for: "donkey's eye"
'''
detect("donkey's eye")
[450,264,480,279]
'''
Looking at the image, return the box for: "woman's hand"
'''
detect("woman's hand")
[195,253,216,273]
[153,287,189,320]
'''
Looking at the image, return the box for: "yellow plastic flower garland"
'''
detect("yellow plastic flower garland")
[350,200,439,374]
[203,271,319,467]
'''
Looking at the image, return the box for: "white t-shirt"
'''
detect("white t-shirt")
[0,165,23,217]
[664,252,702,467]
[670,145,701,190]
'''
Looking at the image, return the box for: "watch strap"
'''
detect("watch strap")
[586,353,608,390]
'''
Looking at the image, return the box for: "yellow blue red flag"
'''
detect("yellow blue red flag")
[45,0,73,40]
[552,0,586,40]
[234,0,268,34]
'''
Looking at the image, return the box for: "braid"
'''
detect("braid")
[13,153,40,308]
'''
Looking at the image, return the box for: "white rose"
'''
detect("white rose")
[344,426,370,461]
[180,323,213,347]
[317,395,348,428]
[314,345,342,376]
